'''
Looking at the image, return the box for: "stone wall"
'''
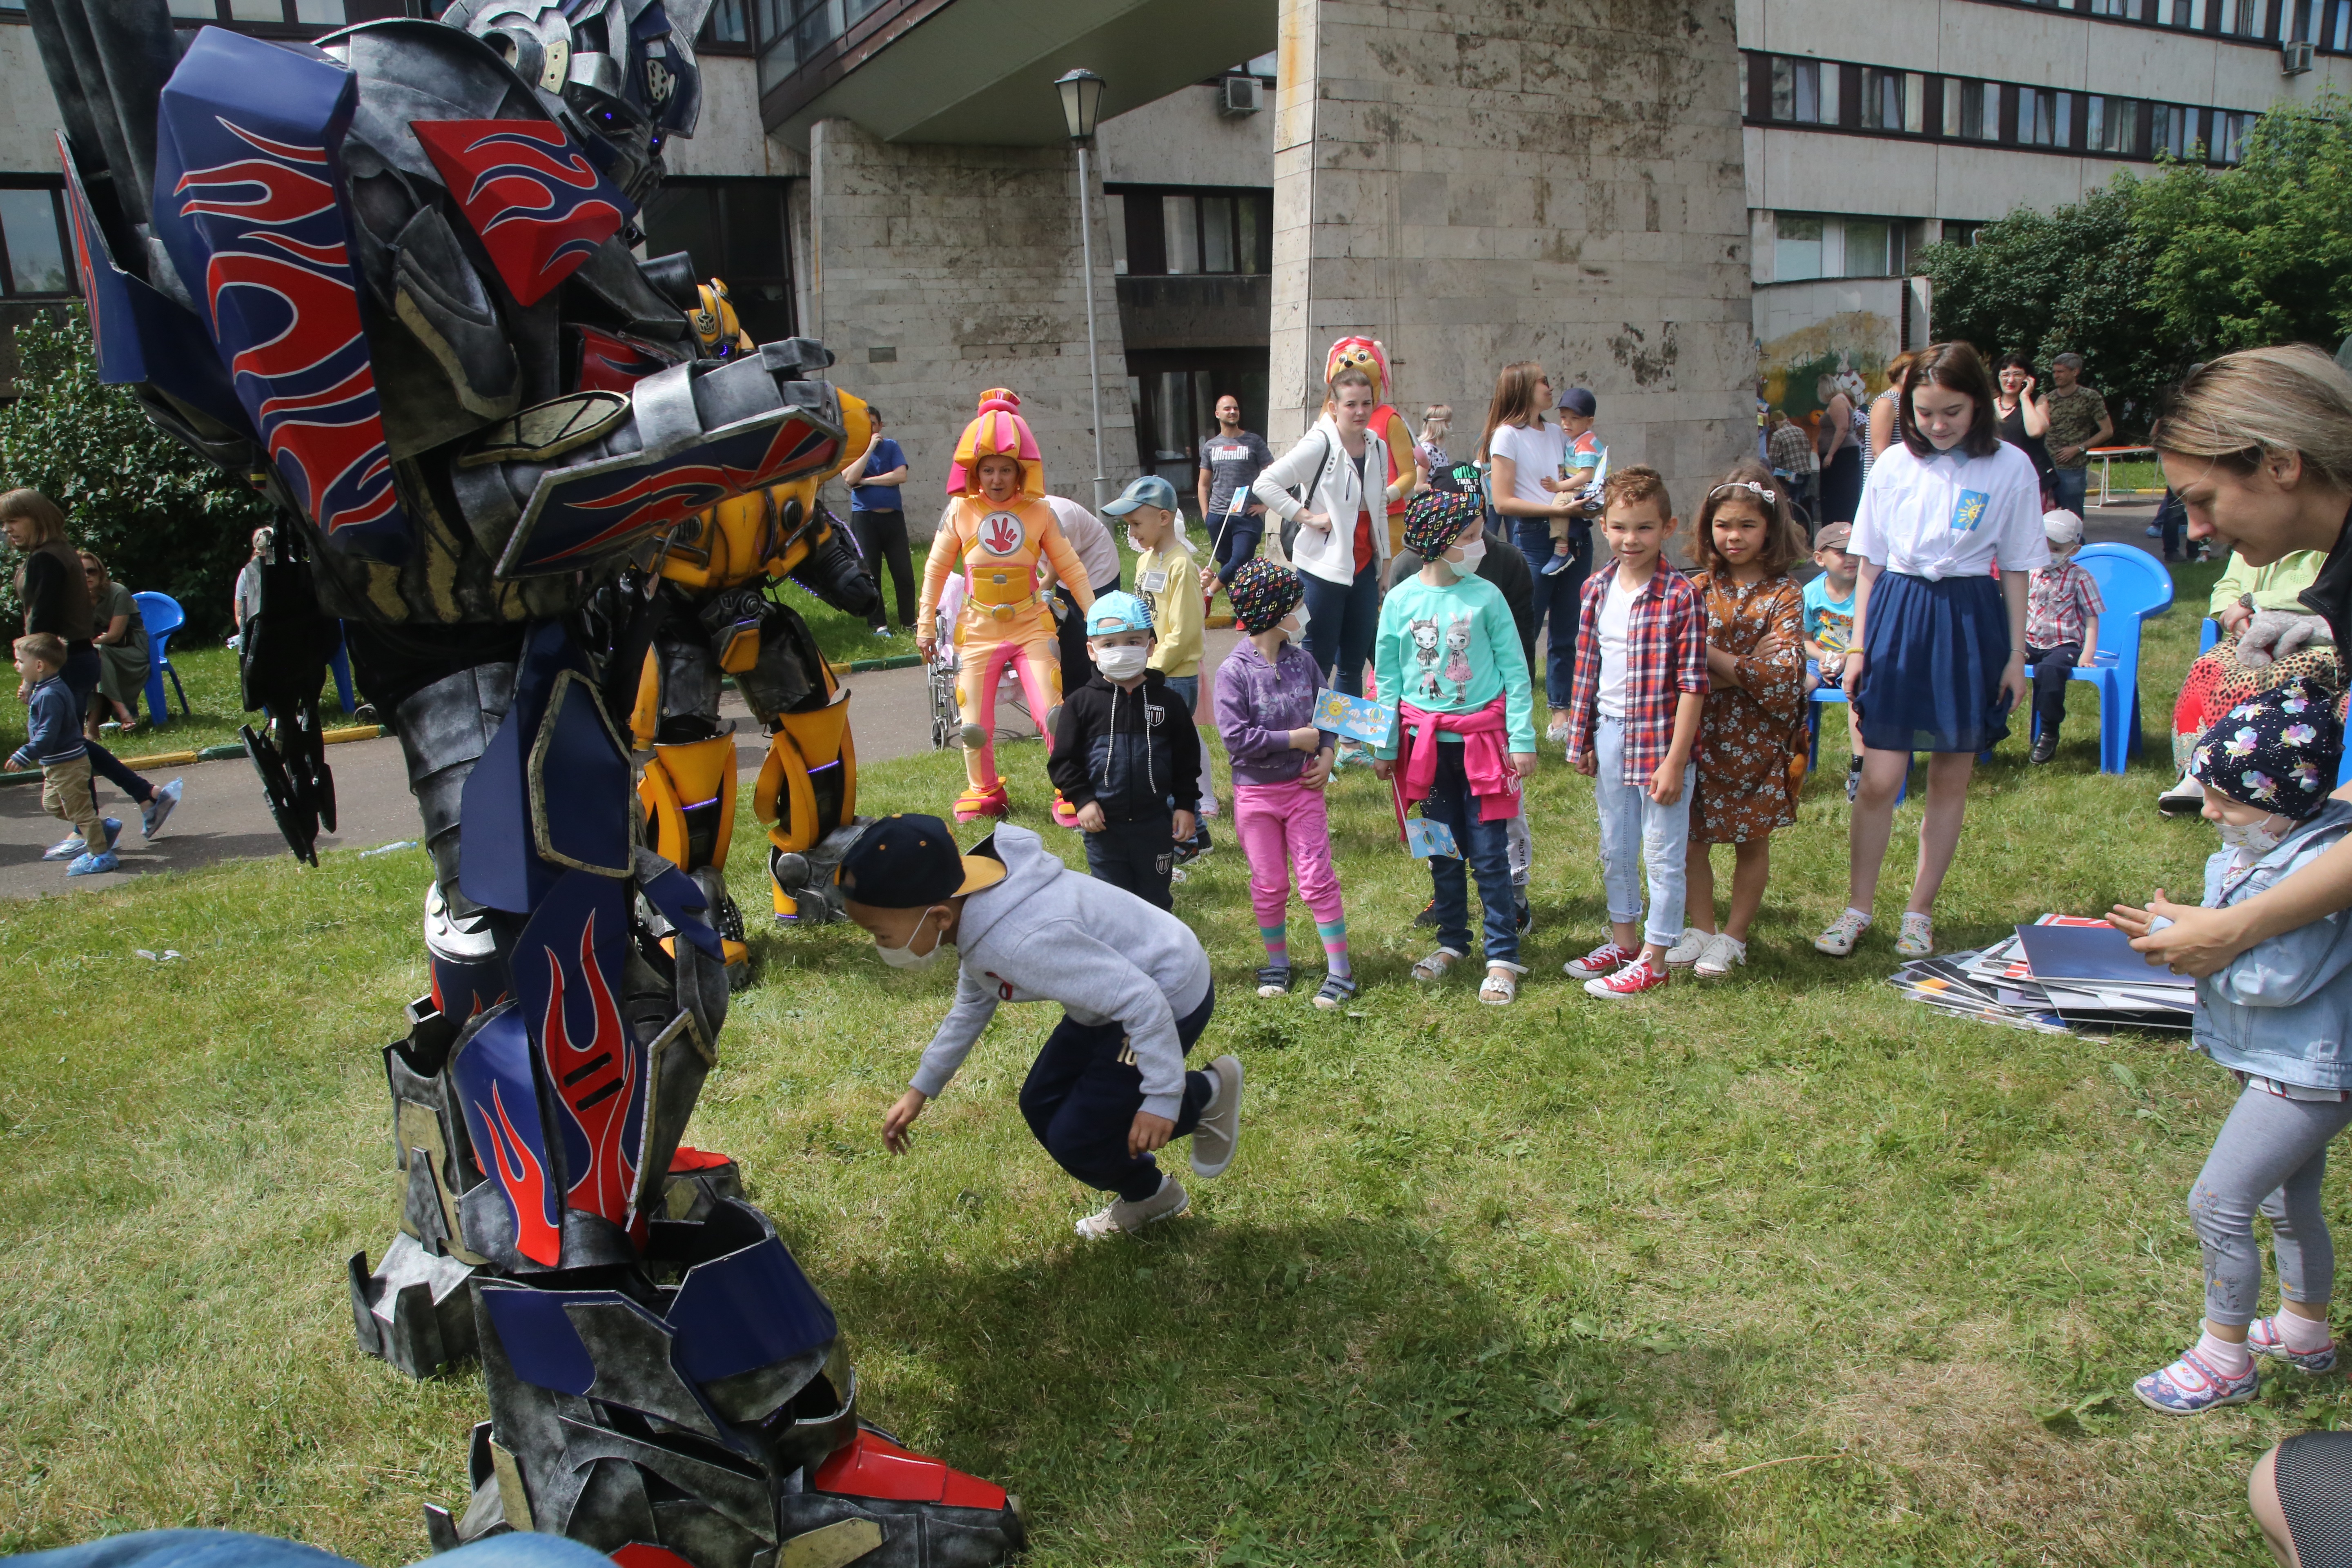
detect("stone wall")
[1267,0,1754,517]
[804,118,1134,532]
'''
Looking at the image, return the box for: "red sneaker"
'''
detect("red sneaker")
[1562,940,1639,981]
[1584,955,1668,998]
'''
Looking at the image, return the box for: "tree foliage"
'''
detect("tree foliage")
[1915,92,2352,437]
[0,307,270,637]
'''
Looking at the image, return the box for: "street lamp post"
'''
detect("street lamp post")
[1055,67,1109,513]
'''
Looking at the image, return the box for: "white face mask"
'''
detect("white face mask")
[875,911,950,969]
[2218,817,2288,856]
[1446,538,1486,571]
[1276,613,1303,642]
[1096,646,1149,682]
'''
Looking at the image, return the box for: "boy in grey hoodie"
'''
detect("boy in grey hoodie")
[839,814,1244,1238]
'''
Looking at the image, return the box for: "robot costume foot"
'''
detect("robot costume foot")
[953,782,1011,823]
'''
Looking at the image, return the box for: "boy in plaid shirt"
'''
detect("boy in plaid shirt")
[1561,467,1709,997]
[2025,510,2103,765]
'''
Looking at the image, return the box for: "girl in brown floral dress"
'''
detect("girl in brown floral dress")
[1666,460,1811,978]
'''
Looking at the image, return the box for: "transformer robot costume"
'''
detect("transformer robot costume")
[27,1,1020,1564]
[628,280,869,959]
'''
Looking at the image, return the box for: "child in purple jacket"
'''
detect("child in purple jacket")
[1213,560,1354,1007]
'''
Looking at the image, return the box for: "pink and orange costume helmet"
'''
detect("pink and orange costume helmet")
[1326,337,1422,543]
[918,390,1094,822]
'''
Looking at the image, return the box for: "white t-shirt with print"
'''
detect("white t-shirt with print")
[1850,440,2049,581]
[1487,421,1569,510]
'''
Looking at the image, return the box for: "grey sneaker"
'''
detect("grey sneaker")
[1189,1055,1243,1178]
[1075,1174,1190,1240]
[1662,926,1712,969]
[141,778,183,840]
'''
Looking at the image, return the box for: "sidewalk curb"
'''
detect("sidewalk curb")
[0,722,388,786]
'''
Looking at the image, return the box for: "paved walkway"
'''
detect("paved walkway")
[0,500,2173,899]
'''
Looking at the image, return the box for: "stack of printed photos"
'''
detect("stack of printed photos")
[1886,914,2195,1036]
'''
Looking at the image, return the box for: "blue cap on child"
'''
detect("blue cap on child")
[1102,474,1179,516]
[1085,590,1154,639]
[2189,675,2343,822]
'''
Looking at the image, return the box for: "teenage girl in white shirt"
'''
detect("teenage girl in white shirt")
[1817,341,2051,960]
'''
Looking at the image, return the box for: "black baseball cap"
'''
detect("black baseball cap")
[1557,388,1598,416]
[836,814,1006,907]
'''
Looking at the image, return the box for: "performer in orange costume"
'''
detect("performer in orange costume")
[916,390,1095,822]
[1326,337,1426,555]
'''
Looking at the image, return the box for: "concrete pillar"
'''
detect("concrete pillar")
[804,118,1134,533]
[1267,0,1753,516]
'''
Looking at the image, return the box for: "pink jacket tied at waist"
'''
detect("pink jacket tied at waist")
[1397,697,1521,820]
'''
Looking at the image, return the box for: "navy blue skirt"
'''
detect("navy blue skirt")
[1855,571,2013,754]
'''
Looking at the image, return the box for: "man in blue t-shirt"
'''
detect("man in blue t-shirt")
[1194,394,1275,592]
[842,409,913,636]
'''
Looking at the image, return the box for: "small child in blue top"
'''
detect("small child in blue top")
[2111,676,2352,1415]
[9,632,118,875]
[1800,521,1862,800]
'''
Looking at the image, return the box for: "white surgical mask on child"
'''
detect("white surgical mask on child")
[875,912,951,970]
[2218,817,2288,857]
[1277,613,1303,642]
[1096,646,1149,682]
[1447,538,1486,571]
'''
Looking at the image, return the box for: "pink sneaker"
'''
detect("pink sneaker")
[1585,956,1669,999]
[1563,940,1639,981]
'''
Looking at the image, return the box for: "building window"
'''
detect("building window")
[696,0,859,94]
[0,185,74,298]
[2152,102,2200,158]
[1843,218,1904,276]
[2086,95,2136,154]
[1942,221,1986,247]
[2018,87,2073,147]
[1115,187,1272,277]
[639,178,796,344]
[1769,56,1839,125]
[2212,109,2252,162]
[2334,0,2351,47]
[1951,79,1998,139]
[2090,0,2129,15]
[1774,215,1824,281]
[1861,68,1904,131]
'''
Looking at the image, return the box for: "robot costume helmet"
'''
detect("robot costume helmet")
[946,388,1047,498]
[442,0,714,209]
[691,278,755,359]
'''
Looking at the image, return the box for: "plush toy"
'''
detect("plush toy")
[2237,594,2336,669]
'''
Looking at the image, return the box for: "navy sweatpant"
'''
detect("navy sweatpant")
[1019,985,1216,1201]
[1082,813,1177,910]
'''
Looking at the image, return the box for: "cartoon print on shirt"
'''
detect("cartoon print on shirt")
[1409,615,1443,698]
[1441,613,1474,699]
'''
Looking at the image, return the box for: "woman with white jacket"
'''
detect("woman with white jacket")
[1251,366,1402,697]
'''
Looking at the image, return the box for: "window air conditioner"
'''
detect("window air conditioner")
[2284,38,2315,73]
[1219,75,1264,114]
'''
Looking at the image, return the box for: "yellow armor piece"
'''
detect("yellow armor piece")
[637,733,747,973]
[753,689,856,920]
[658,394,875,596]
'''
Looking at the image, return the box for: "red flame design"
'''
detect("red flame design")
[479,1080,561,1266]
[543,911,637,1226]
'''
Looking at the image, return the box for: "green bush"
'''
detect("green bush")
[0,307,272,639]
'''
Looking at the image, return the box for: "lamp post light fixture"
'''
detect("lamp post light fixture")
[1055,67,1110,513]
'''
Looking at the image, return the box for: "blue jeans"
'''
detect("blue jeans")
[1020,987,1216,1200]
[1420,740,1519,964]
[1300,559,1379,698]
[2049,465,2089,515]
[1513,519,1589,709]
[1592,715,1693,947]
[7,1532,612,1568]
[1209,510,1265,585]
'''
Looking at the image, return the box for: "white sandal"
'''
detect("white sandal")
[1479,961,1527,1005]
[1411,947,1464,983]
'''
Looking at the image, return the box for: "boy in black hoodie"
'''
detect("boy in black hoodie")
[1048,591,1201,911]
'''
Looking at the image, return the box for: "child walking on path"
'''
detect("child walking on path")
[2022,508,2103,765]
[1561,468,1709,999]
[1664,463,1809,979]
[1372,487,1538,1004]
[2110,681,2352,1414]
[1213,559,1354,1007]
[10,632,118,876]
[1819,341,2048,961]
[845,815,1245,1241]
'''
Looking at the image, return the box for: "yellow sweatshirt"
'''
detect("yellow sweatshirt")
[1135,541,1202,679]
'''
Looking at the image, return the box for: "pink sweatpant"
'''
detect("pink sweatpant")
[1233,777,1346,929]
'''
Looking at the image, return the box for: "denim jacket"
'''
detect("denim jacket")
[2193,798,2352,1089]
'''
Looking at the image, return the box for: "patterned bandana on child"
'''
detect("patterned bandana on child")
[1227,558,1305,635]
[1401,484,1483,559]
[2189,675,2344,822]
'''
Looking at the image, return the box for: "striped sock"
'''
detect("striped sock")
[1260,924,1289,966]
[1316,919,1350,979]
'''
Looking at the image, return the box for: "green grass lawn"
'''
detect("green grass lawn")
[4,558,2328,1567]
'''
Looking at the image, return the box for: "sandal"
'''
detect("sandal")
[1480,962,1527,1006]
[1254,965,1293,998]
[1410,948,1464,983]
[1312,973,1358,1010]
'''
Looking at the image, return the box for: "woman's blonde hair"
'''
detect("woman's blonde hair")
[0,489,66,545]
[2152,345,2352,492]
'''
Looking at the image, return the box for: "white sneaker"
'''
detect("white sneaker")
[1695,932,1747,979]
[1189,1056,1243,1178]
[1075,1174,1190,1240]
[2157,772,2205,817]
[1662,926,1712,969]
[1815,909,1871,957]
[1894,912,1935,958]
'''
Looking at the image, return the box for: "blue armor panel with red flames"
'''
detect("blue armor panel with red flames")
[411,120,630,307]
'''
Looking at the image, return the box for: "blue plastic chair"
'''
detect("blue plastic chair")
[2029,543,2173,775]
[2194,615,2352,786]
[328,621,356,715]
[131,590,191,726]
[1805,667,1908,804]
